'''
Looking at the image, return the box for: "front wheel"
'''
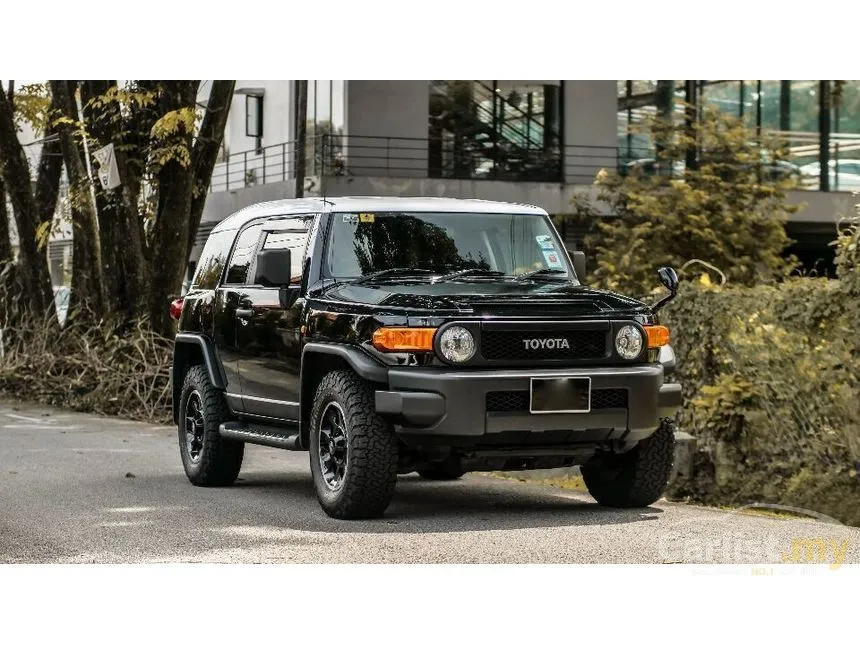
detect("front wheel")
[309,370,399,519]
[581,419,675,508]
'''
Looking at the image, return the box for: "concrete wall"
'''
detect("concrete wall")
[787,189,858,224]
[344,81,429,177]
[316,175,607,216]
[563,81,618,183]
[220,80,294,156]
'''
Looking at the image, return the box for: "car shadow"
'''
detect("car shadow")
[223,470,663,534]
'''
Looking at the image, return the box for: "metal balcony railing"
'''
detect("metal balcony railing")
[209,140,299,192]
[207,133,860,193]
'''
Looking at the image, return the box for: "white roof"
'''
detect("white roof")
[212,196,547,232]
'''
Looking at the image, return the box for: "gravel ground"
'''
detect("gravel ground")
[2,398,858,565]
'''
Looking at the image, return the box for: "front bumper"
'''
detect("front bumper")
[375,363,681,444]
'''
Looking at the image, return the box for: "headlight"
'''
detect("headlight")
[615,325,643,360]
[438,326,476,363]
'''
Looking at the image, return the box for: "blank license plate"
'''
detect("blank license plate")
[530,377,591,414]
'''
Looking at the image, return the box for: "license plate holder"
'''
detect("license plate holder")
[529,377,591,414]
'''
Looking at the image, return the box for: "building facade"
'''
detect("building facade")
[7,81,853,285]
[198,80,859,278]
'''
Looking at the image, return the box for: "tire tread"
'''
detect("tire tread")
[180,365,244,487]
[310,370,398,519]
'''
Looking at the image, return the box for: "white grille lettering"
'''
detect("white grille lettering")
[521,338,571,350]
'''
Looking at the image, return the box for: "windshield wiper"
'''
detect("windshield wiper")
[514,268,567,281]
[352,268,435,284]
[433,268,506,282]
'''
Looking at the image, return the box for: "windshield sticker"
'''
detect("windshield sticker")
[342,214,359,223]
[542,249,564,269]
[535,234,555,250]
[359,213,376,223]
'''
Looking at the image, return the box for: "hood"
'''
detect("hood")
[317,280,650,317]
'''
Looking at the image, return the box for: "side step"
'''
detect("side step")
[219,421,303,450]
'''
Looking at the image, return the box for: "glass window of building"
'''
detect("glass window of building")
[299,80,346,176]
[428,80,562,181]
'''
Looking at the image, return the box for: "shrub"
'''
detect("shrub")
[569,106,799,296]
[665,278,860,525]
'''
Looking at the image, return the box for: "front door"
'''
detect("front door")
[215,221,265,411]
[234,216,314,422]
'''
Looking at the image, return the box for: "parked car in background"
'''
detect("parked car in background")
[622,154,801,184]
[799,159,860,191]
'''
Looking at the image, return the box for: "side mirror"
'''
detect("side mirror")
[569,250,586,281]
[254,248,292,287]
[657,266,679,292]
[653,266,679,312]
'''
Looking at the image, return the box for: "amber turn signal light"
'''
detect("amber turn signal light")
[645,325,670,348]
[372,327,437,352]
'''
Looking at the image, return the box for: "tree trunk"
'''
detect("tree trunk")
[0,177,10,263]
[147,80,199,336]
[81,80,124,314]
[295,80,308,198]
[33,91,64,227]
[80,80,151,318]
[51,80,103,318]
[186,80,235,259]
[0,87,54,315]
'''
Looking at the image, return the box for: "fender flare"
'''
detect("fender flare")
[173,333,227,390]
[172,333,227,423]
[301,342,389,385]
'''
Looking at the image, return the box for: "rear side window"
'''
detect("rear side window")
[224,224,264,284]
[192,230,233,289]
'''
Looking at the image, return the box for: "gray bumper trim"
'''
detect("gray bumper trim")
[658,382,682,416]
[375,363,671,440]
[375,391,446,426]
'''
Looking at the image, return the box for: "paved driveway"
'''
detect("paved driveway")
[1,399,857,565]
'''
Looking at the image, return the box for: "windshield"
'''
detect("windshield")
[326,211,572,281]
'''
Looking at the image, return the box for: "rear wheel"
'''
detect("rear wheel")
[309,370,399,519]
[582,419,675,508]
[178,365,244,487]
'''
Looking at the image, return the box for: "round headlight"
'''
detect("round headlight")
[438,326,476,363]
[615,325,643,360]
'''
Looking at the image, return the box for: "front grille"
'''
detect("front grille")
[485,388,628,413]
[481,328,607,361]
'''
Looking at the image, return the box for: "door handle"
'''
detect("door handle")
[236,308,253,320]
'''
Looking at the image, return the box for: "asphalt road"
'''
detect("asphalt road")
[2,399,859,565]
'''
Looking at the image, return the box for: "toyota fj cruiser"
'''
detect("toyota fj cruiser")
[171,197,682,519]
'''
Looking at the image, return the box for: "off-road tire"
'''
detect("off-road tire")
[581,419,675,508]
[309,370,399,519]
[416,460,464,481]
[178,365,244,487]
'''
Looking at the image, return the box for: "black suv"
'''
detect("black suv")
[171,197,682,519]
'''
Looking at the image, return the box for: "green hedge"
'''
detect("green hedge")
[664,278,860,525]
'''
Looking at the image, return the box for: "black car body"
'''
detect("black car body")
[172,197,681,519]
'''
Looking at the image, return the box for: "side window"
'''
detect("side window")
[256,217,313,286]
[224,224,263,285]
[192,230,233,289]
